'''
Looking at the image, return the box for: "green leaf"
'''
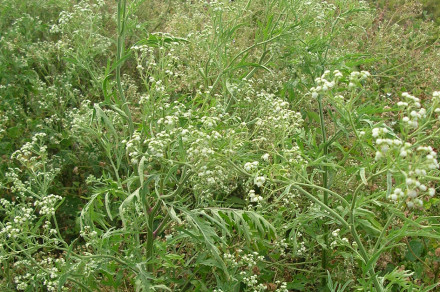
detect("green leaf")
[168,206,181,225]
[6,126,22,138]
[386,171,392,199]
[360,168,367,185]
[405,240,424,262]
[119,187,140,228]
[104,192,113,221]
[93,104,117,137]
[138,156,146,186]
[134,33,188,48]
[179,208,229,279]
[307,111,320,123]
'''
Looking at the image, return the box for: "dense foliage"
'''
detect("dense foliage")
[1,0,440,291]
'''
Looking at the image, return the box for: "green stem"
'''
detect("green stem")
[349,179,385,292]
[373,202,404,254]
[317,95,330,282]
[349,216,384,292]
[117,0,134,135]
[146,206,155,273]
[295,182,350,207]
[293,186,349,229]
[67,277,94,292]
[211,33,285,90]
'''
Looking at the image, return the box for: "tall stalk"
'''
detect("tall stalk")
[317,95,329,285]
[116,0,134,135]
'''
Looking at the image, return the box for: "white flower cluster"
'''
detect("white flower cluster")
[201,116,220,128]
[390,146,438,207]
[223,252,239,267]
[283,144,304,164]
[241,251,265,267]
[11,251,66,291]
[43,267,60,291]
[253,91,303,136]
[244,161,259,172]
[50,1,111,53]
[0,204,36,239]
[348,70,370,89]
[1,221,21,238]
[330,228,350,248]
[4,170,27,193]
[132,36,185,93]
[14,273,32,290]
[80,225,98,239]
[158,115,179,127]
[372,127,405,160]
[331,228,340,237]
[310,70,340,98]
[239,272,267,291]
[224,249,262,267]
[375,136,438,206]
[248,190,263,204]
[222,250,267,291]
[11,132,47,166]
[274,281,288,292]
[295,232,307,256]
[261,153,270,161]
[0,198,13,208]
[398,92,426,129]
[13,206,34,225]
[373,92,439,207]
[147,133,171,159]
[122,131,143,163]
[281,190,299,209]
[254,176,266,187]
[274,238,289,256]
[310,70,370,100]
[34,194,62,216]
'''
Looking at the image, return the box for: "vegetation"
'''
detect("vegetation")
[1,0,440,291]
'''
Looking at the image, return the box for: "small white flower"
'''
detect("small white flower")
[407,189,417,198]
[254,176,266,187]
[372,128,380,138]
[261,153,270,161]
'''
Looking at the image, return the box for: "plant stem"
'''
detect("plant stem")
[116,0,134,135]
[146,205,155,273]
[349,217,384,292]
[293,186,349,229]
[317,95,330,284]
[373,203,402,254]
[349,178,385,292]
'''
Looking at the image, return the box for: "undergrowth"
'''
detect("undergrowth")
[1,0,440,291]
